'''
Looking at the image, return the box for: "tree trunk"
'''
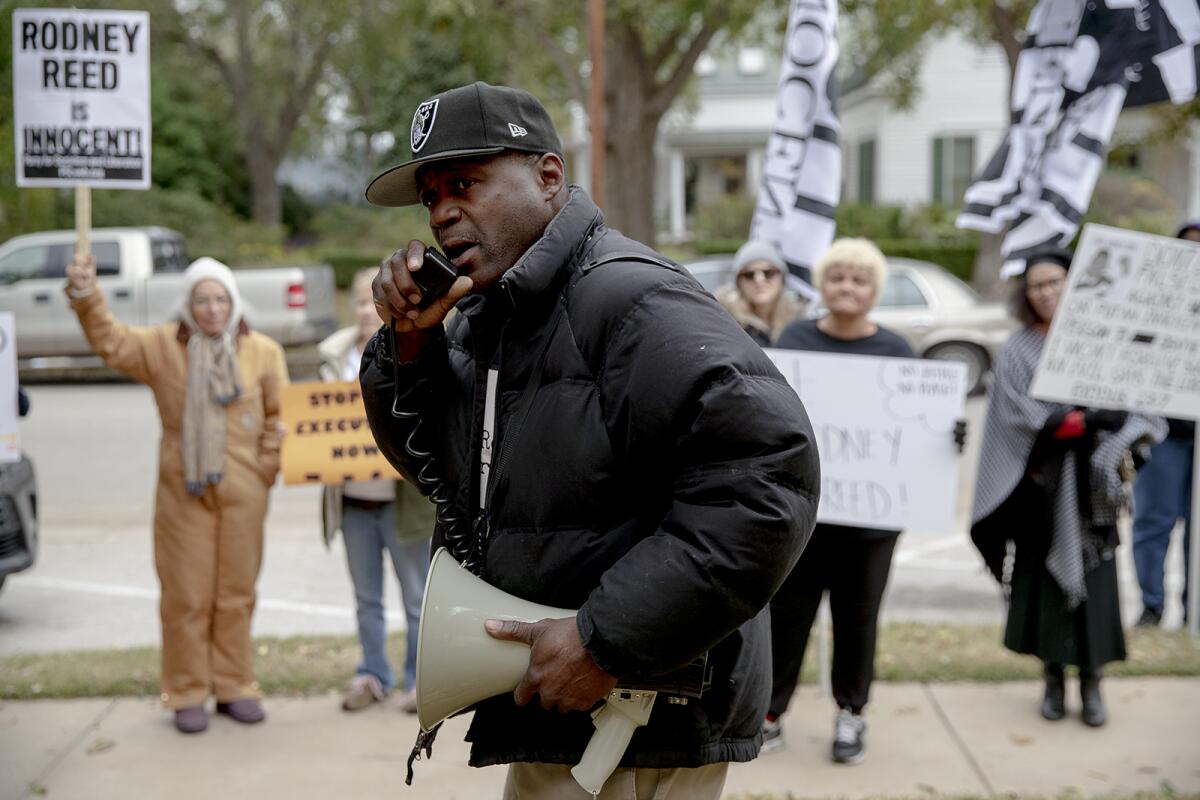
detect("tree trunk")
[601,27,660,247]
[604,113,659,247]
[971,231,1008,300]
[247,153,282,227]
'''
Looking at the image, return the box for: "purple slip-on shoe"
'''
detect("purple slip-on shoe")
[216,698,266,724]
[174,706,209,734]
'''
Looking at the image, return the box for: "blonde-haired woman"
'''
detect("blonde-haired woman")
[716,240,805,346]
[764,237,916,763]
[67,252,287,734]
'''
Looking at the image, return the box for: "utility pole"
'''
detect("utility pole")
[588,0,605,209]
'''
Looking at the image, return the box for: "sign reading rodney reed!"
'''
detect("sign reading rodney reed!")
[12,8,150,188]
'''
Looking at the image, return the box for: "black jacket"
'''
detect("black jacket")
[361,188,819,768]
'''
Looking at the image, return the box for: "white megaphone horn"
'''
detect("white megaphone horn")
[415,547,659,795]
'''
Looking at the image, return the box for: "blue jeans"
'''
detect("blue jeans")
[1132,437,1193,615]
[341,503,431,691]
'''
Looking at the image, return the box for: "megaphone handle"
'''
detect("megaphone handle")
[570,690,657,797]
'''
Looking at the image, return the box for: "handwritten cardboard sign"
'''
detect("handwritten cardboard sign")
[765,349,969,531]
[1030,224,1200,421]
[280,380,400,486]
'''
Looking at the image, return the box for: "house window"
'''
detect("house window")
[932,136,975,205]
[694,54,718,77]
[738,48,766,75]
[857,140,876,204]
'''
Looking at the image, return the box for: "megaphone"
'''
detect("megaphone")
[415,547,659,795]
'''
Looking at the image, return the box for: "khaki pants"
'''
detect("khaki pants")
[154,475,268,709]
[502,762,728,800]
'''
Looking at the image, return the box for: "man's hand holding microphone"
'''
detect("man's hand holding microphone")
[372,242,473,362]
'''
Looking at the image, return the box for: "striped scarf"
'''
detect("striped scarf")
[974,327,1166,608]
[182,332,242,496]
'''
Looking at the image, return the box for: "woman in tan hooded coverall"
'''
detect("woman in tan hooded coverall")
[66,252,287,734]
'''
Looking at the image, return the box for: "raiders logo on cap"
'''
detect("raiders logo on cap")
[367,82,565,207]
[411,99,439,154]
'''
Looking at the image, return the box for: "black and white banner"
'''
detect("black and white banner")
[957,0,1200,277]
[750,0,840,298]
[12,8,151,188]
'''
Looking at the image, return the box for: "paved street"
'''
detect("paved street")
[0,383,1191,655]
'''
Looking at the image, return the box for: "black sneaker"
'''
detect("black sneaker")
[760,717,784,754]
[832,708,865,764]
[1135,607,1162,627]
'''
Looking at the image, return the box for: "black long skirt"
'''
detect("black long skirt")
[976,478,1126,670]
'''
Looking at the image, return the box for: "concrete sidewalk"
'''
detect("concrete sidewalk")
[3,678,1198,800]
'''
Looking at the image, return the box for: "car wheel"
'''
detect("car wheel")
[925,342,990,396]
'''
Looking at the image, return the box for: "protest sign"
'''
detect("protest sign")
[281,381,400,486]
[765,349,968,531]
[1030,224,1200,420]
[12,8,151,188]
[0,313,18,463]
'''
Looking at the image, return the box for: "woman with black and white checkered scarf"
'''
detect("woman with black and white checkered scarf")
[971,249,1166,729]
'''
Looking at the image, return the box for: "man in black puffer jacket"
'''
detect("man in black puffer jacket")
[361,82,819,799]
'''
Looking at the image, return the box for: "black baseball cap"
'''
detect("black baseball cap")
[365,82,564,207]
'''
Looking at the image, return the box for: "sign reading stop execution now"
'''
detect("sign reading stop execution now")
[12,8,151,188]
[280,381,401,486]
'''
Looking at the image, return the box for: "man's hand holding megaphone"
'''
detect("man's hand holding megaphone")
[484,617,617,712]
[411,548,712,794]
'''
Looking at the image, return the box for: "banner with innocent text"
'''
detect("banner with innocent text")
[12,8,150,188]
[765,349,968,531]
[749,0,840,297]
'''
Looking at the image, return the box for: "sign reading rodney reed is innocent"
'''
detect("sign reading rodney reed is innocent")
[12,8,150,188]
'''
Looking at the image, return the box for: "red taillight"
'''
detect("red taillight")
[287,282,306,308]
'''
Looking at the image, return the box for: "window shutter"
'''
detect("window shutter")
[932,137,944,204]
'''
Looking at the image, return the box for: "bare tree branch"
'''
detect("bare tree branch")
[987,1,1023,79]
[273,31,337,157]
[649,14,725,118]
[648,21,690,73]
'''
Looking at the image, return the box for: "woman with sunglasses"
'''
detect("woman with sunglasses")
[716,241,805,347]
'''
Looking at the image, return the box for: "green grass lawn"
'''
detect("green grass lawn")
[2,623,1197,701]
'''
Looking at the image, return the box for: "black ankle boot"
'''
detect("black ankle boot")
[1080,673,1106,727]
[1040,664,1065,721]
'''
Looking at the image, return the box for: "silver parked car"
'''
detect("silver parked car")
[683,255,1015,394]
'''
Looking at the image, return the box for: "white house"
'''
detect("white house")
[565,29,1200,240]
[839,31,1010,207]
[839,31,1200,221]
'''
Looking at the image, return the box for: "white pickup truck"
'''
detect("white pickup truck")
[0,227,338,366]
